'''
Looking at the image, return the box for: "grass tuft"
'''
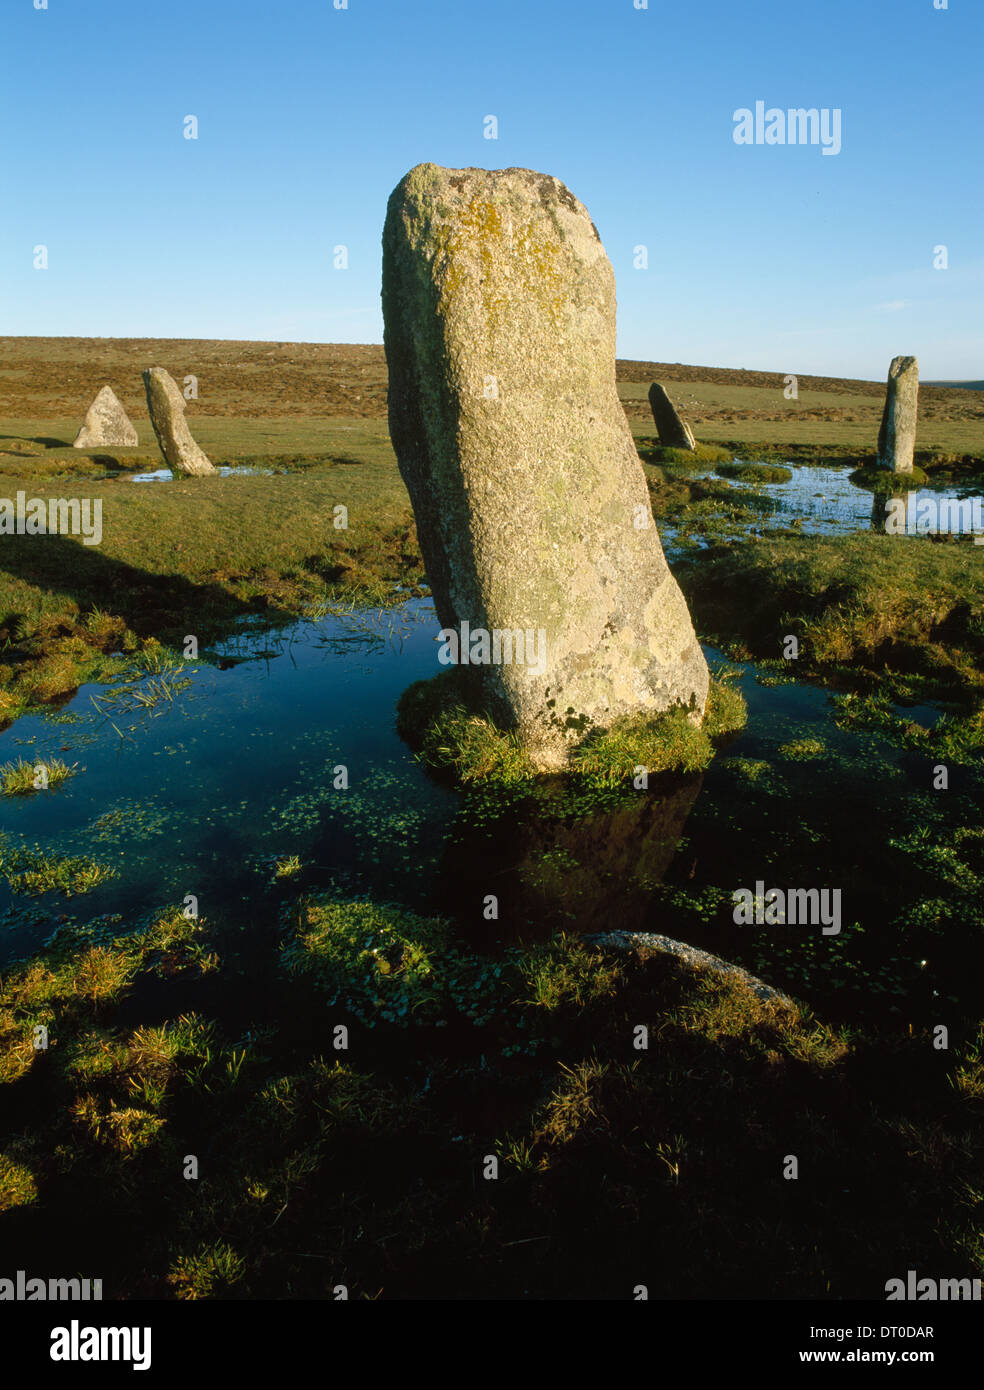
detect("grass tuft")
[0,757,79,796]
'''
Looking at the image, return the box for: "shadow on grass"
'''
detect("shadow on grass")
[0,434,73,449]
[0,532,270,644]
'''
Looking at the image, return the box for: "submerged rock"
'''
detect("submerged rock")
[142,368,214,476]
[592,930,794,1005]
[877,356,918,473]
[382,162,709,772]
[647,382,696,451]
[72,386,138,449]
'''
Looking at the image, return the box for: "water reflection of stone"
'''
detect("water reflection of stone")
[870,490,902,534]
[870,486,984,539]
[437,772,703,941]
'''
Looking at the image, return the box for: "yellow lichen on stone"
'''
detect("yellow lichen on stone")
[432,196,565,338]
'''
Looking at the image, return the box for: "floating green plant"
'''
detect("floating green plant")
[282,896,508,1029]
[0,834,116,897]
[777,737,825,761]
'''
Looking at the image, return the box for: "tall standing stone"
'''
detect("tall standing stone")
[382,163,709,772]
[72,386,138,449]
[142,368,215,476]
[877,356,918,473]
[648,382,696,451]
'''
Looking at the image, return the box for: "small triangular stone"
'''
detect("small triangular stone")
[72,386,138,448]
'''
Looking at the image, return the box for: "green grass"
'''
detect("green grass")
[396,668,747,788]
[637,439,733,470]
[283,897,507,1028]
[716,460,793,484]
[849,463,931,490]
[167,1242,247,1300]
[2,339,982,1297]
[678,531,984,760]
[0,756,78,795]
[2,888,981,1298]
[0,835,116,896]
[0,1153,38,1212]
[777,737,825,761]
[0,424,425,729]
[679,532,984,686]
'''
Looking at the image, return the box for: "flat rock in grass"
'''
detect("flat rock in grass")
[142,368,214,475]
[877,356,918,473]
[72,386,138,449]
[648,382,696,451]
[382,163,709,771]
[592,930,794,1005]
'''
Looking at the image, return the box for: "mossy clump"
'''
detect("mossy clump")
[639,441,732,470]
[0,1153,38,1212]
[397,670,747,789]
[777,736,825,761]
[282,897,508,1028]
[716,460,793,484]
[850,464,930,491]
[571,677,747,787]
[396,667,535,785]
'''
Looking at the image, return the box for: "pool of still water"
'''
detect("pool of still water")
[1,467,982,1020]
[672,459,984,544]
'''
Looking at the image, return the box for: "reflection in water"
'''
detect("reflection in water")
[699,460,984,542]
[436,773,703,941]
[871,487,984,540]
[130,465,276,482]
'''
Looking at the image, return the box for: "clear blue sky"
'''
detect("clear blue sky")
[2,0,981,379]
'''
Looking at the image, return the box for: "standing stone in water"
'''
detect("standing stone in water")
[382,162,709,772]
[142,368,215,475]
[72,386,139,448]
[648,382,696,451]
[877,356,918,473]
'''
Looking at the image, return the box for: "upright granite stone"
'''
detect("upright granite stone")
[72,386,138,449]
[382,163,709,772]
[648,382,696,451]
[877,356,918,473]
[142,368,214,476]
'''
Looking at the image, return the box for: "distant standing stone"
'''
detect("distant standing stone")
[877,356,918,473]
[648,382,696,451]
[142,368,214,475]
[72,386,138,449]
[382,162,709,772]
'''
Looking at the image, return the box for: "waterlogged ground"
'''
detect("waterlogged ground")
[0,601,455,965]
[1,583,980,1030]
[129,465,277,482]
[664,459,984,549]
